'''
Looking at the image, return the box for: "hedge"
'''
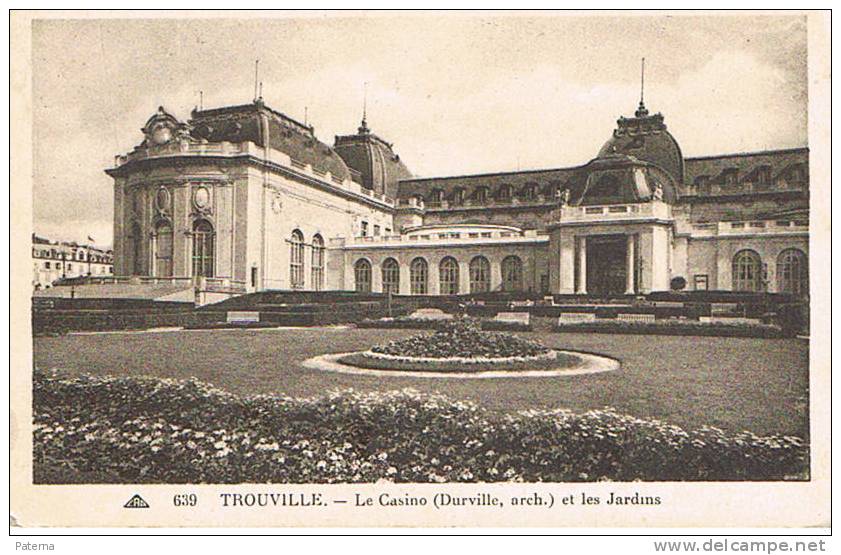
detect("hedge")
[554,319,784,338]
[33,369,808,483]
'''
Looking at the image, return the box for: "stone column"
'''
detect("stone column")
[557,232,575,294]
[625,233,636,294]
[575,236,587,294]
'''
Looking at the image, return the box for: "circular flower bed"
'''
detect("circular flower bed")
[340,317,582,373]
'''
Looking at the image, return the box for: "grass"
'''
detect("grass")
[32,328,809,437]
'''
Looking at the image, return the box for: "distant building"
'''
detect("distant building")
[31,234,114,289]
[105,94,808,299]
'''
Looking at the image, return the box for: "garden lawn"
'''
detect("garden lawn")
[32,327,809,437]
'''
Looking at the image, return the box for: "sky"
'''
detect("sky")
[31,13,808,247]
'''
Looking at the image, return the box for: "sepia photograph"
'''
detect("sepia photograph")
[10,9,830,530]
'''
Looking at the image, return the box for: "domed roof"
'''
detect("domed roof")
[334,117,413,199]
[597,102,684,183]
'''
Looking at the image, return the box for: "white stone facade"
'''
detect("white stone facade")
[107,101,809,299]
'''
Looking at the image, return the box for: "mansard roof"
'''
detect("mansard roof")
[189,101,355,182]
[397,165,584,202]
[683,147,808,193]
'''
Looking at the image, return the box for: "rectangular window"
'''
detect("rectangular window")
[361,221,368,237]
[694,274,709,291]
[776,220,791,227]
[374,225,381,236]
[731,222,745,229]
[749,221,766,228]
[44,262,50,269]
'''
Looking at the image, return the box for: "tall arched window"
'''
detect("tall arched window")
[153,220,173,278]
[732,249,762,292]
[128,223,142,276]
[501,255,524,292]
[410,257,428,295]
[777,248,808,296]
[469,256,491,293]
[439,256,459,295]
[290,229,305,289]
[311,234,324,291]
[192,219,214,277]
[354,259,372,293]
[381,258,400,295]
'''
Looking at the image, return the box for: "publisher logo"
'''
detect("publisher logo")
[123,494,150,509]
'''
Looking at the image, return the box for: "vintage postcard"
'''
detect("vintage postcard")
[10,10,831,529]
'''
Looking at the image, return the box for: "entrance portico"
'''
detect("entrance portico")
[550,212,673,295]
[572,233,638,296]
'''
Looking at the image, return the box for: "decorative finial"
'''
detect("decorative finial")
[253,59,260,102]
[359,81,370,134]
[635,57,649,118]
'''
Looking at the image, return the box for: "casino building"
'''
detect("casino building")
[106,95,809,301]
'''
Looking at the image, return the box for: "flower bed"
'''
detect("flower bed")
[369,317,548,359]
[338,349,578,373]
[554,319,783,338]
[33,369,808,483]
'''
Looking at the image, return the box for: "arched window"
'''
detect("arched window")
[311,234,325,291]
[354,259,372,293]
[192,219,214,277]
[128,223,142,275]
[469,256,491,293]
[732,249,762,292]
[439,256,459,295]
[153,220,173,278]
[410,257,428,295]
[501,255,524,292]
[381,258,400,294]
[777,248,808,296]
[290,229,305,289]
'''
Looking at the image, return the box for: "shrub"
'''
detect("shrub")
[33,369,808,483]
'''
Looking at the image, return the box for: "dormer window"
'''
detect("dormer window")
[474,186,489,204]
[522,183,538,201]
[497,184,513,202]
[788,164,806,183]
[694,175,711,195]
[452,188,465,205]
[429,189,444,205]
[722,168,739,186]
[755,166,771,184]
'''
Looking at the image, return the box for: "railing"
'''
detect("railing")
[557,201,672,223]
[79,275,247,292]
[687,220,809,237]
[423,195,556,210]
[333,229,547,247]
